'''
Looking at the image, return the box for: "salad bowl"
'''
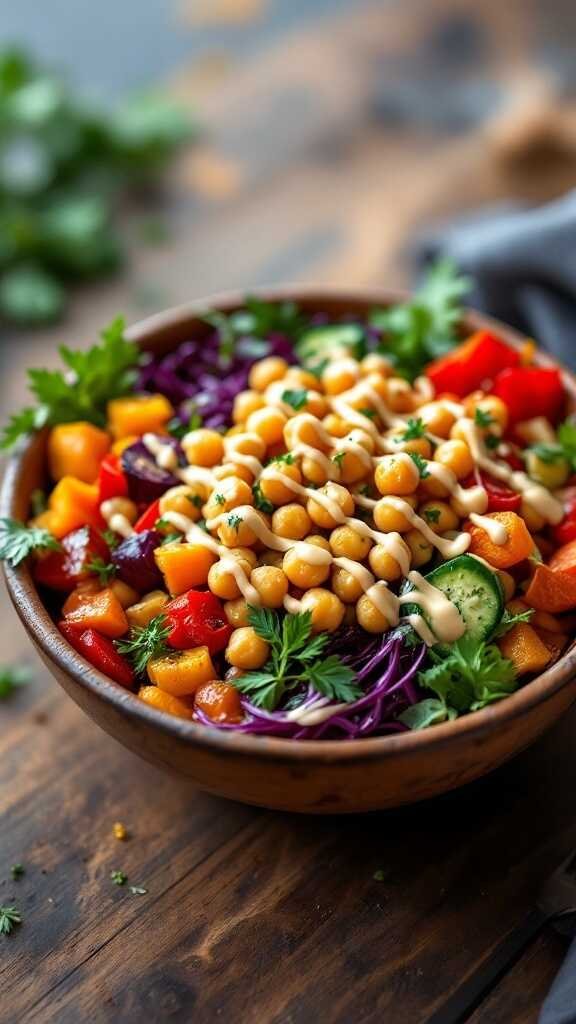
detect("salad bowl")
[3,286,576,814]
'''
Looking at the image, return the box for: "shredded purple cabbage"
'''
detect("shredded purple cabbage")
[138,331,296,430]
[195,634,426,740]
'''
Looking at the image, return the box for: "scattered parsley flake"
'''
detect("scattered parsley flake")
[227,513,243,532]
[0,906,22,935]
[252,482,274,515]
[0,518,61,567]
[359,407,377,420]
[214,493,226,506]
[10,864,24,880]
[281,388,308,411]
[332,451,346,468]
[100,528,120,550]
[423,507,441,524]
[373,869,388,882]
[474,408,495,428]
[485,434,500,451]
[408,451,430,479]
[400,417,426,441]
[268,451,295,465]
[188,494,203,509]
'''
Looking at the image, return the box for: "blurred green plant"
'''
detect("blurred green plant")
[0,48,194,326]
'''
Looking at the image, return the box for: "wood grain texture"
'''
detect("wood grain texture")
[2,0,576,1019]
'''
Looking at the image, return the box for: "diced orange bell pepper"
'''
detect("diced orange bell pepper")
[498,623,552,676]
[139,685,193,720]
[107,395,173,440]
[64,587,129,639]
[43,476,105,539]
[48,421,110,484]
[524,563,576,613]
[467,512,534,569]
[548,539,576,577]
[147,646,216,696]
[194,681,242,723]
[534,628,568,662]
[154,543,217,596]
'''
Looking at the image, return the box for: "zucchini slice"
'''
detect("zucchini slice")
[403,554,504,643]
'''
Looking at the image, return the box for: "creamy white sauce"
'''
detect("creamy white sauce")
[469,512,508,545]
[100,498,134,539]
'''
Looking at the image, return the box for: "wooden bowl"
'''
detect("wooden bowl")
[3,288,576,814]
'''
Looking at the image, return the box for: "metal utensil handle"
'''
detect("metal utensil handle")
[425,908,548,1024]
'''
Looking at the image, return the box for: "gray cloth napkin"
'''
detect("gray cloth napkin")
[416,189,576,1023]
[415,189,576,371]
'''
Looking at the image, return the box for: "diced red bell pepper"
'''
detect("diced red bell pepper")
[59,622,135,688]
[426,331,520,398]
[554,517,576,546]
[165,589,232,655]
[491,366,565,425]
[34,526,110,592]
[98,453,128,504]
[462,470,521,513]
[134,499,161,534]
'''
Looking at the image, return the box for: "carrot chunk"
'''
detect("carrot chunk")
[467,512,534,569]
[548,539,576,577]
[64,587,129,639]
[498,623,552,676]
[48,422,110,483]
[524,563,576,613]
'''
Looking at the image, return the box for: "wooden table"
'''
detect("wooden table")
[2,2,576,1020]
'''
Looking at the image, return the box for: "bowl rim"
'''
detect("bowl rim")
[3,284,576,765]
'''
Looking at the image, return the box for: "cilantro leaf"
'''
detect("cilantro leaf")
[412,634,518,725]
[231,671,283,711]
[399,698,453,730]
[0,517,60,566]
[281,388,308,411]
[115,614,171,675]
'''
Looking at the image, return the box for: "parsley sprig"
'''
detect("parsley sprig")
[0,906,22,936]
[1,316,140,449]
[0,517,60,566]
[399,635,518,730]
[116,614,171,675]
[232,607,360,711]
[400,417,427,441]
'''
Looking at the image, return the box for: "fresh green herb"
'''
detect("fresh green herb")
[370,259,470,380]
[0,906,22,935]
[10,864,24,880]
[491,607,534,639]
[474,408,495,428]
[110,870,127,886]
[1,316,141,449]
[232,607,360,711]
[268,452,295,465]
[129,886,148,896]
[358,484,371,497]
[332,451,346,468]
[399,634,517,730]
[227,514,243,532]
[167,409,202,439]
[359,407,377,420]
[306,357,330,380]
[188,494,203,510]
[527,419,576,471]
[204,298,306,365]
[214,493,226,506]
[408,452,430,479]
[0,517,60,566]
[100,528,120,551]
[281,388,308,411]
[160,533,182,546]
[30,489,47,517]
[155,517,172,531]
[400,417,426,441]
[116,614,170,675]
[423,507,441,524]
[373,869,389,882]
[86,557,117,585]
[485,434,501,451]
[252,482,274,515]
[528,443,567,465]
[0,665,31,700]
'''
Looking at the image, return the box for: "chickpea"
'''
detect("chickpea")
[208,551,254,600]
[226,627,269,669]
[373,495,416,533]
[225,431,267,461]
[323,413,349,438]
[329,524,371,561]
[283,536,331,588]
[360,353,393,377]
[332,565,364,603]
[212,463,254,485]
[386,377,414,413]
[307,482,354,530]
[204,476,253,519]
[250,565,289,608]
[224,597,250,628]
[258,549,285,569]
[301,455,331,487]
[284,414,329,452]
[433,439,474,480]
[300,390,328,420]
[418,499,458,534]
[249,356,289,393]
[521,497,546,532]
[301,588,345,633]
[260,461,302,506]
[101,497,138,524]
[321,359,360,396]
[463,393,509,432]
[356,593,391,633]
[182,428,224,468]
[368,543,407,582]
[387,427,432,460]
[334,448,372,485]
[272,503,311,540]
[374,454,420,496]
[217,509,266,548]
[233,390,264,424]
[418,401,457,439]
[246,406,287,447]
[405,528,433,567]
[283,366,321,391]
[160,484,206,522]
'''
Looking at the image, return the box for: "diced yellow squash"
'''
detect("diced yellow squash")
[107,394,173,440]
[126,590,169,629]
[154,543,217,595]
[48,421,110,483]
[147,646,216,696]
